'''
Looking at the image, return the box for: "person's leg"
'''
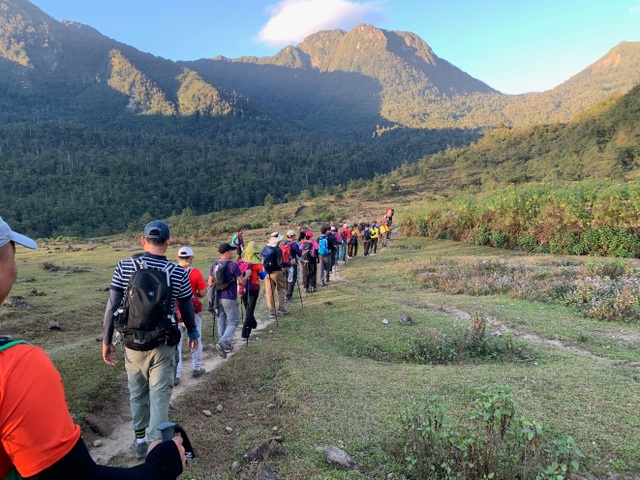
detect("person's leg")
[191,313,203,372]
[216,307,227,344]
[310,262,317,290]
[124,348,151,437]
[353,241,358,257]
[247,290,259,328]
[219,298,240,349]
[147,343,175,441]
[175,324,185,381]
[265,274,276,313]
[302,262,310,290]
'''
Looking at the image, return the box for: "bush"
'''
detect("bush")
[400,386,584,479]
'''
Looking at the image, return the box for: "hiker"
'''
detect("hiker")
[349,224,360,258]
[102,220,200,459]
[0,218,186,479]
[329,226,342,269]
[174,246,207,386]
[370,220,380,254]
[230,228,244,253]
[386,208,394,238]
[300,230,318,293]
[208,243,250,358]
[317,226,335,287]
[380,219,390,247]
[338,224,351,261]
[261,232,290,318]
[241,242,265,339]
[362,223,372,256]
[283,229,301,304]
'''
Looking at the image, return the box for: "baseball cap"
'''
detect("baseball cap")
[286,229,296,237]
[330,226,337,231]
[144,220,170,240]
[218,243,236,254]
[0,216,37,249]
[305,230,314,238]
[178,246,194,257]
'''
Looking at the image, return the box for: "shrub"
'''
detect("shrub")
[400,386,584,479]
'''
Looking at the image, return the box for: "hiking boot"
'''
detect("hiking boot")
[215,342,227,359]
[134,439,148,459]
[251,319,258,329]
[169,404,178,412]
[277,307,289,315]
[268,311,276,319]
[192,368,206,378]
[173,377,180,387]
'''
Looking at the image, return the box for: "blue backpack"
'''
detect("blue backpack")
[318,236,330,256]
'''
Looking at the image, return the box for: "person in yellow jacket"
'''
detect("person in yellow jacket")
[370,220,380,254]
[379,222,389,247]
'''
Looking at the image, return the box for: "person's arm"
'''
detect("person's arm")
[29,437,184,480]
[101,286,124,366]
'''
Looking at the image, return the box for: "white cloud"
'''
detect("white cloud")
[257,0,385,47]
[630,5,640,14]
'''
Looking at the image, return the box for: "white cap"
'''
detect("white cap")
[0,216,37,250]
[178,246,194,257]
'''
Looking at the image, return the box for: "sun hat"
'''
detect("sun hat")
[178,246,194,257]
[244,241,261,263]
[0,216,37,249]
[268,232,283,246]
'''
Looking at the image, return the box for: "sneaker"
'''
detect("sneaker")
[268,311,276,319]
[134,439,148,459]
[215,342,227,359]
[320,282,326,287]
[224,345,234,354]
[304,288,309,293]
[285,296,293,303]
[169,404,178,412]
[192,368,206,378]
[173,377,180,387]
[277,308,289,315]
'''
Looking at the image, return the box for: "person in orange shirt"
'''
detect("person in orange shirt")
[0,216,185,479]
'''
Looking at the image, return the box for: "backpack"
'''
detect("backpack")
[212,260,230,291]
[318,235,330,256]
[281,243,291,264]
[260,245,281,273]
[230,233,239,247]
[363,228,372,240]
[114,257,178,351]
[301,241,314,262]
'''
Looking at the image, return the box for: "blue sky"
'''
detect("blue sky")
[29,0,640,94]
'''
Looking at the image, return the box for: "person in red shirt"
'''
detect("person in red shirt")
[175,246,207,385]
[0,216,185,479]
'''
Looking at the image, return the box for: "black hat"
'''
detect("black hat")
[218,243,237,254]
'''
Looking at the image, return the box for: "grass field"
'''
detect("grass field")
[2,234,639,479]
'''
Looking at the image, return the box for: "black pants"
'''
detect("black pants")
[241,289,259,338]
[363,240,371,256]
[285,265,298,299]
[302,261,317,290]
[348,240,358,257]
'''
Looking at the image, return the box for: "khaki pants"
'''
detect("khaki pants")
[265,270,286,313]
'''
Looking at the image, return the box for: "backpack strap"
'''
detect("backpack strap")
[0,335,29,352]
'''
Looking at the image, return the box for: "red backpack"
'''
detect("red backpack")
[281,243,291,263]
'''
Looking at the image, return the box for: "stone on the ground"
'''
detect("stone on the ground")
[202,410,212,417]
[324,447,358,470]
[399,314,413,325]
[244,437,284,462]
[256,469,279,480]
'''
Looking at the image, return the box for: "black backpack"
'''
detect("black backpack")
[301,241,314,262]
[212,260,231,291]
[260,245,281,273]
[114,257,179,351]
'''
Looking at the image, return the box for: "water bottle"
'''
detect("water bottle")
[288,266,294,282]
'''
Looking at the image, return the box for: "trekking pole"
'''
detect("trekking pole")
[296,266,303,309]
[246,288,250,347]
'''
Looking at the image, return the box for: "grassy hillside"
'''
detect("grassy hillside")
[4,226,639,479]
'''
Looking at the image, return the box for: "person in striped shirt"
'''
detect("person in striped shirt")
[102,220,200,459]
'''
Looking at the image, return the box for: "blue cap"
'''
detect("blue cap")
[144,220,170,240]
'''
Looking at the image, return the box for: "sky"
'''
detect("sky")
[28,0,640,95]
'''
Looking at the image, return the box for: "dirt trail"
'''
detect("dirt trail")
[89,320,274,465]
